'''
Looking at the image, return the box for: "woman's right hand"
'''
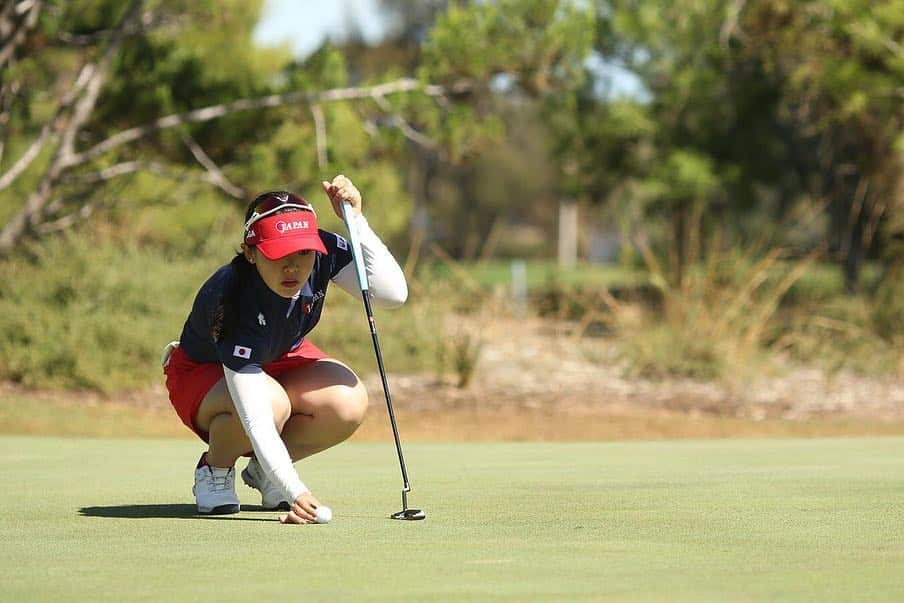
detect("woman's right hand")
[280,492,322,524]
[321,174,362,219]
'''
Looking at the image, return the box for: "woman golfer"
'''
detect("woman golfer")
[162,176,407,524]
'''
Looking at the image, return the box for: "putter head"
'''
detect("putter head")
[391,508,426,521]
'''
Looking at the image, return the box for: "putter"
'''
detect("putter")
[341,201,426,521]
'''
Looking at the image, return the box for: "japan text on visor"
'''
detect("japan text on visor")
[244,193,327,259]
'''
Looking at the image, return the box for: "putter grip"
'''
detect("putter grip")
[340,201,369,292]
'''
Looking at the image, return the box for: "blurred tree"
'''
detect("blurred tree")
[739,0,903,292]
[586,0,901,290]
[0,0,295,250]
[8,0,895,286]
[0,0,484,252]
[568,0,795,280]
[0,0,599,256]
[367,0,596,259]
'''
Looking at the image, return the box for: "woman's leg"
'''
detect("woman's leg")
[276,359,369,461]
[194,373,292,468]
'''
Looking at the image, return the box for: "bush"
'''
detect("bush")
[567,244,901,382]
[1,226,897,394]
[776,284,902,377]
[870,268,904,345]
[604,244,819,382]
[0,232,225,391]
[0,228,484,393]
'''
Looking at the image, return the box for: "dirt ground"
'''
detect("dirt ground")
[4,317,902,441]
[354,316,904,440]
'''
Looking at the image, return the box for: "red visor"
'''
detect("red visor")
[245,211,327,259]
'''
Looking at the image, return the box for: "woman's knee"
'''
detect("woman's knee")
[198,375,291,431]
[281,360,368,426]
[268,385,292,429]
[329,380,368,427]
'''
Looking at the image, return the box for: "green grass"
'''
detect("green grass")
[420,258,645,292]
[418,258,882,299]
[2,436,902,601]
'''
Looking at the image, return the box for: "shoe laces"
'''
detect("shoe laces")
[207,468,234,492]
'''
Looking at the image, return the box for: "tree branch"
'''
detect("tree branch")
[1,45,473,252]
[35,201,95,234]
[0,77,21,164]
[60,160,146,184]
[54,9,167,46]
[0,61,99,192]
[68,77,468,167]
[179,130,245,199]
[719,0,748,49]
[370,92,439,149]
[0,0,145,254]
[62,159,246,194]
[311,103,328,169]
[0,0,42,68]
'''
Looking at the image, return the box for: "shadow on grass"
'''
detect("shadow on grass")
[78,504,274,521]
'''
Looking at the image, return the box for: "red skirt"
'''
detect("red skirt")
[163,340,328,442]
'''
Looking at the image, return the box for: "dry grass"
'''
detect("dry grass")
[619,238,818,380]
[3,384,903,443]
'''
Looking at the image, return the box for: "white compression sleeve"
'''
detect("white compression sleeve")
[332,213,408,307]
[223,365,309,502]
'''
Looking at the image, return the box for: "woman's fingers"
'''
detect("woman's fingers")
[284,492,321,523]
[278,492,324,524]
[290,504,316,522]
[279,510,309,524]
[322,175,362,217]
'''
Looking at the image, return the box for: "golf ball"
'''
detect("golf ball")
[314,505,332,524]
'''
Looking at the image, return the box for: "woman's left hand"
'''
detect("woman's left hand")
[322,174,362,219]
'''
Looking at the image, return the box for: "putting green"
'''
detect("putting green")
[1,436,902,601]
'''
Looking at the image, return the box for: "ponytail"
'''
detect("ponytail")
[211,253,255,343]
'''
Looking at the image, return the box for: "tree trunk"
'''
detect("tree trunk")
[842,177,870,294]
[671,204,688,287]
[558,198,578,267]
[843,208,864,294]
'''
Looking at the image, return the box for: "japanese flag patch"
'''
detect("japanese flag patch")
[335,234,348,251]
[233,345,252,359]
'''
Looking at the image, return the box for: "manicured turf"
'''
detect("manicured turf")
[1,436,902,601]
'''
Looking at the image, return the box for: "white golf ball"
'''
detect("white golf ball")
[314,505,332,524]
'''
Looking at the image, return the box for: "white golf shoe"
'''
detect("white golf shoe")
[241,458,290,511]
[193,454,240,515]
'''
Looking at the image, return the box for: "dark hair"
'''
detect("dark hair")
[210,191,311,342]
[243,190,312,227]
[210,252,254,343]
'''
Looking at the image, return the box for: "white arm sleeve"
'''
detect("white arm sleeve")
[332,213,408,307]
[223,365,309,502]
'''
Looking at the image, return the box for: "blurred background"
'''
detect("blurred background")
[0,0,901,437]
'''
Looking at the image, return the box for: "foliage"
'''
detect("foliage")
[778,295,902,377]
[0,223,473,391]
[539,249,902,382]
[586,0,902,291]
[1,0,421,254]
[0,220,897,392]
[1,0,901,393]
[422,0,595,93]
[0,231,226,391]
[610,241,816,381]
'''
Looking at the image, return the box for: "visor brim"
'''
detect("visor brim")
[256,235,327,260]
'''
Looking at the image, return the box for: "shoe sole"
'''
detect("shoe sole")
[241,468,290,511]
[197,503,240,515]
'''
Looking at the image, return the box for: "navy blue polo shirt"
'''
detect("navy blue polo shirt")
[179,230,353,371]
